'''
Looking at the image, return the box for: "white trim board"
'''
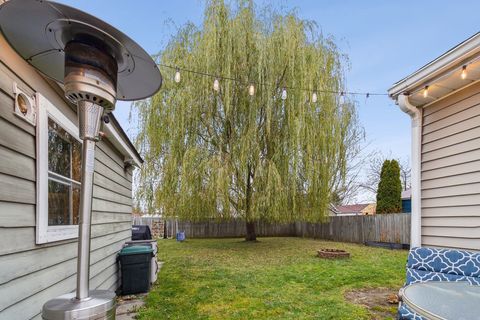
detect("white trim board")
[36,94,81,244]
[104,122,142,167]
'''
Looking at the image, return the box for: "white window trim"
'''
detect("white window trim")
[36,94,82,244]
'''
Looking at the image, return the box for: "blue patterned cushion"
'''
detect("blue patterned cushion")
[398,247,480,320]
[407,247,480,280]
[398,303,425,320]
[406,268,480,285]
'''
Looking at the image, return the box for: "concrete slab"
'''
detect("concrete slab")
[116,294,146,319]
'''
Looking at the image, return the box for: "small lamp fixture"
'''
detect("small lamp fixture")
[213,78,220,92]
[248,83,255,96]
[174,68,181,83]
[423,86,429,98]
[339,91,345,104]
[461,65,467,80]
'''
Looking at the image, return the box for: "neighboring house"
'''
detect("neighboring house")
[401,189,411,213]
[0,32,141,318]
[389,32,480,251]
[330,203,376,216]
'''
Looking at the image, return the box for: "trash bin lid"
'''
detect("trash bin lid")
[119,245,153,256]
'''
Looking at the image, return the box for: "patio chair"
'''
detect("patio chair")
[398,247,480,319]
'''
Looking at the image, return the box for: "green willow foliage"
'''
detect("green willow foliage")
[135,0,361,224]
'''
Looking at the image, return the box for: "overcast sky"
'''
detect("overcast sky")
[57,0,480,200]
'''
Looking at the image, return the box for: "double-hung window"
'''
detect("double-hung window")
[37,94,82,243]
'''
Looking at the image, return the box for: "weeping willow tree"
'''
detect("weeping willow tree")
[135,0,362,241]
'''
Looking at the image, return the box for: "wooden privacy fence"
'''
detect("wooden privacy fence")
[133,213,411,245]
[178,219,297,238]
[295,213,410,244]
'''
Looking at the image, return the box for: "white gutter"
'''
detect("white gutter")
[397,94,422,248]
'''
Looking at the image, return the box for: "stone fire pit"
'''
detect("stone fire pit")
[318,248,350,259]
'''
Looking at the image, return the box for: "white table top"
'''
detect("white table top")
[403,281,480,320]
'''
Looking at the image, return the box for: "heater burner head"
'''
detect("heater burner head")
[0,0,162,102]
[64,41,118,109]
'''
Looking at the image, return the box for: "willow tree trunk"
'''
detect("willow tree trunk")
[245,167,257,241]
[245,221,256,241]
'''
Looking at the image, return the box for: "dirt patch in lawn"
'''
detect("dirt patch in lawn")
[345,287,399,320]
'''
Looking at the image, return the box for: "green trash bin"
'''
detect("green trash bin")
[118,245,153,294]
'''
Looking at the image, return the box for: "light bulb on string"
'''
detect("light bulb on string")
[281,87,287,100]
[213,78,220,91]
[248,83,255,96]
[461,65,467,80]
[423,86,429,98]
[174,68,181,83]
[339,91,345,105]
[312,92,318,103]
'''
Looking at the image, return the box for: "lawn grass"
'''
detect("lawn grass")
[138,237,407,320]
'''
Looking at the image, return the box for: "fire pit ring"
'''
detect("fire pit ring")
[318,248,350,259]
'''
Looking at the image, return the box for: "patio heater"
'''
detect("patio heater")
[0,1,161,319]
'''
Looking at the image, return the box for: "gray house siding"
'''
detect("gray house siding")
[0,35,133,319]
[421,81,480,251]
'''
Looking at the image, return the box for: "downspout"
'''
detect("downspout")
[397,94,422,248]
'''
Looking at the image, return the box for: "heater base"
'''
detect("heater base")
[42,290,116,320]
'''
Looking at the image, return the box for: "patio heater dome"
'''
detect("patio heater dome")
[0,1,162,319]
[0,0,162,105]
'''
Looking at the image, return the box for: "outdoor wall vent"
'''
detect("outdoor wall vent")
[13,82,36,126]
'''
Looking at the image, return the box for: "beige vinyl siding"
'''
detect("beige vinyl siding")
[421,81,480,251]
[0,34,133,319]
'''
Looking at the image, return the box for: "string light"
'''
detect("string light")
[423,86,429,98]
[461,65,467,80]
[163,62,479,101]
[248,83,255,96]
[174,68,181,83]
[213,78,220,91]
[157,63,389,98]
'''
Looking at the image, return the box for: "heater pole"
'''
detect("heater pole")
[76,138,96,299]
[76,101,104,300]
